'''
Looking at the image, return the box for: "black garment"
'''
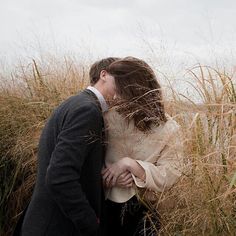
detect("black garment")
[106,196,160,236]
[13,89,107,236]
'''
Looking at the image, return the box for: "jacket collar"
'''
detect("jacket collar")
[86,86,108,112]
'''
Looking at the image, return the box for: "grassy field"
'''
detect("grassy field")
[0,56,235,235]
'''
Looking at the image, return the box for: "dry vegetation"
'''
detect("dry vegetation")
[0,56,235,235]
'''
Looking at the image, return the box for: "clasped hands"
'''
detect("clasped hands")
[102,157,134,189]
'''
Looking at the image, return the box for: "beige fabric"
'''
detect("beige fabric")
[104,108,183,203]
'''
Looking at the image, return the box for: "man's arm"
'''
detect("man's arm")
[45,103,102,235]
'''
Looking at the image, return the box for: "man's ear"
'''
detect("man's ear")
[100,70,107,82]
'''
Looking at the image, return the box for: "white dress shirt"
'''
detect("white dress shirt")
[87,86,108,112]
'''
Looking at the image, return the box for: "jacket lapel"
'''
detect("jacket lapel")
[83,89,107,164]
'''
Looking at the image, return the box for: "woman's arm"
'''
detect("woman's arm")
[132,123,184,192]
[123,157,146,180]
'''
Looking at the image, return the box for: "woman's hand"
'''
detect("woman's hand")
[102,170,133,188]
[116,171,133,188]
[104,171,133,188]
[102,158,130,187]
[102,157,146,188]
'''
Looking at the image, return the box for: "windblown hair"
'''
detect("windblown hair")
[89,57,120,85]
[107,57,167,132]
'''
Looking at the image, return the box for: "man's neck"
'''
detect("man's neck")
[86,86,108,112]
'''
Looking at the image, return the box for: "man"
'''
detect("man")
[13,57,119,236]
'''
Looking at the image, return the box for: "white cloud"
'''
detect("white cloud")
[0,0,235,69]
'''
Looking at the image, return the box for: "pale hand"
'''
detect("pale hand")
[102,158,131,187]
[116,171,133,188]
[102,170,133,188]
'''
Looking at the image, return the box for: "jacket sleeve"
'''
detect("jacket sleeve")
[132,121,184,192]
[45,103,102,235]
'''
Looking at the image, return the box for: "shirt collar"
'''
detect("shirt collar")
[87,86,108,112]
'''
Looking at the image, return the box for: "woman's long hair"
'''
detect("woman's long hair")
[107,57,167,132]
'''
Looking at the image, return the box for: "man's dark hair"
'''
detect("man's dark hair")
[89,57,120,85]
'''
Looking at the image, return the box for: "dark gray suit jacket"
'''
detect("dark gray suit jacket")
[14,89,106,236]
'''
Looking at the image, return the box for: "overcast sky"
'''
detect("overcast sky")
[1,0,236,72]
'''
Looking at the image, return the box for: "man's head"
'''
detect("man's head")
[89,57,120,101]
[89,57,120,85]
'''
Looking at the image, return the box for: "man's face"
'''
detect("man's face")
[100,70,117,102]
[105,73,117,100]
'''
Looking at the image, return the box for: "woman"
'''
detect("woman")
[102,57,183,235]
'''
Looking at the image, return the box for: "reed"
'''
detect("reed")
[0,58,235,235]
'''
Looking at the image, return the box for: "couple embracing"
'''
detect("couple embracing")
[14,57,183,236]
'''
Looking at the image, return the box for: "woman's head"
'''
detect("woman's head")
[107,57,167,132]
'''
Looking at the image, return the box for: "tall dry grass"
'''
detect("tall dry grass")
[0,56,88,235]
[0,57,235,235]
[155,65,236,235]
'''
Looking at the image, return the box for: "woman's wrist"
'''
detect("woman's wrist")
[122,157,146,181]
[122,157,134,172]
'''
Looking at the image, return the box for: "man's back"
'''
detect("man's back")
[19,90,106,236]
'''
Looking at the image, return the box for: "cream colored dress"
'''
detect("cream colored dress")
[104,108,183,203]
